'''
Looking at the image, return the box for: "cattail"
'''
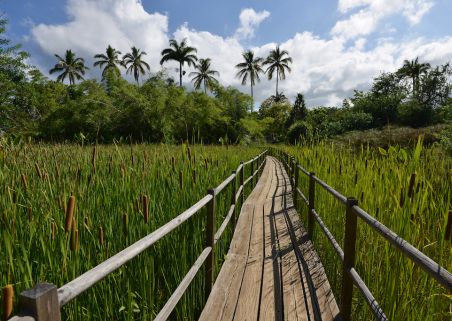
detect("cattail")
[187,146,192,162]
[91,146,97,174]
[408,173,416,199]
[21,174,28,190]
[339,164,342,174]
[98,226,104,246]
[11,190,16,204]
[192,169,196,183]
[77,168,82,183]
[179,171,183,189]
[35,162,42,179]
[123,212,128,237]
[51,222,56,241]
[445,211,452,241]
[108,155,113,174]
[142,195,149,223]
[28,207,32,222]
[204,158,208,170]
[365,159,368,169]
[2,284,13,321]
[360,191,364,202]
[354,172,358,185]
[171,156,175,170]
[65,196,75,233]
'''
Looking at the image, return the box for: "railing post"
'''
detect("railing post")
[341,197,359,321]
[291,158,296,186]
[231,171,237,227]
[240,161,244,205]
[308,172,315,239]
[205,189,216,298]
[294,162,299,209]
[251,160,255,187]
[18,283,62,321]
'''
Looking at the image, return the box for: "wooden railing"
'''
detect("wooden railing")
[272,148,452,321]
[8,150,268,321]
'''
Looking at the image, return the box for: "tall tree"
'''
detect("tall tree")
[94,45,123,81]
[288,93,308,126]
[235,50,264,110]
[122,46,150,84]
[49,50,88,85]
[160,39,198,87]
[189,58,219,94]
[398,57,430,96]
[263,46,292,96]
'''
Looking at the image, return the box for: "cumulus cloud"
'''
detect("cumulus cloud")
[332,0,434,39]
[234,8,270,40]
[31,0,168,77]
[28,0,451,107]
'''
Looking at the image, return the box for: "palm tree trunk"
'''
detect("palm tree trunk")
[251,83,254,112]
[204,81,207,94]
[276,73,279,96]
[179,62,183,87]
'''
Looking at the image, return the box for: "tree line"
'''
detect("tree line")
[0,18,450,145]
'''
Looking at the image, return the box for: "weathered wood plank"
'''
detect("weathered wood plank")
[199,156,340,321]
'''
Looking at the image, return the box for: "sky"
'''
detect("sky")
[2,0,452,107]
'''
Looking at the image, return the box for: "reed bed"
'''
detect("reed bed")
[0,143,261,321]
[283,140,451,321]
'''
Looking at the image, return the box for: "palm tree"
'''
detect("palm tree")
[398,57,430,96]
[94,45,123,80]
[122,46,150,84]
[235,50,264,109]
[263,46,292,96]
[49,50,88,85]
[189,58,219,94]
[160,39,198,87]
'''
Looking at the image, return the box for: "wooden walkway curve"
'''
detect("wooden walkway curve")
[199,156,341,321]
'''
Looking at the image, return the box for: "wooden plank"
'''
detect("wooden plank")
[199,156,341,321]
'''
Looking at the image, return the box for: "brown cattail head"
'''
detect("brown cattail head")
[192,169,196,183]
[11,190,17,204]
[21,174,28,190]
[408,173,416,199]
[179,171,183,189]
[65,196,76,233]
[28,207,32,222]
[123,212,128,237]
[187,146,192,162]
[98,226,104,246]
[35,162,42,179]
[445,211,452,241]
[2,284,14,321]
[171,156,175,170]
[51,222,56,241]
[142,195,149,223]
[91,146,97,174]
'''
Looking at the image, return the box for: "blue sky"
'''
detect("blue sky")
[2,0,452,106]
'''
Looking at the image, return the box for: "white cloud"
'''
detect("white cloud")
[332,0,434,39]
[234,8,270,40]
[28,0,451,107]
[31,0,168,77]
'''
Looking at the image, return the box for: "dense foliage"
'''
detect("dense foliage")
[283,140,451,321]
[0,19,451,145]
[0,143,262,321]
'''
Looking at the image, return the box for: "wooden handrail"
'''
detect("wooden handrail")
[9,150,268,321]
[273,147,452,321]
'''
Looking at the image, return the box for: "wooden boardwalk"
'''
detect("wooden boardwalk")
[199,156,340,321]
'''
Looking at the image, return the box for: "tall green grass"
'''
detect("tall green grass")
[283,140,451,320]
[0,143,261,321]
